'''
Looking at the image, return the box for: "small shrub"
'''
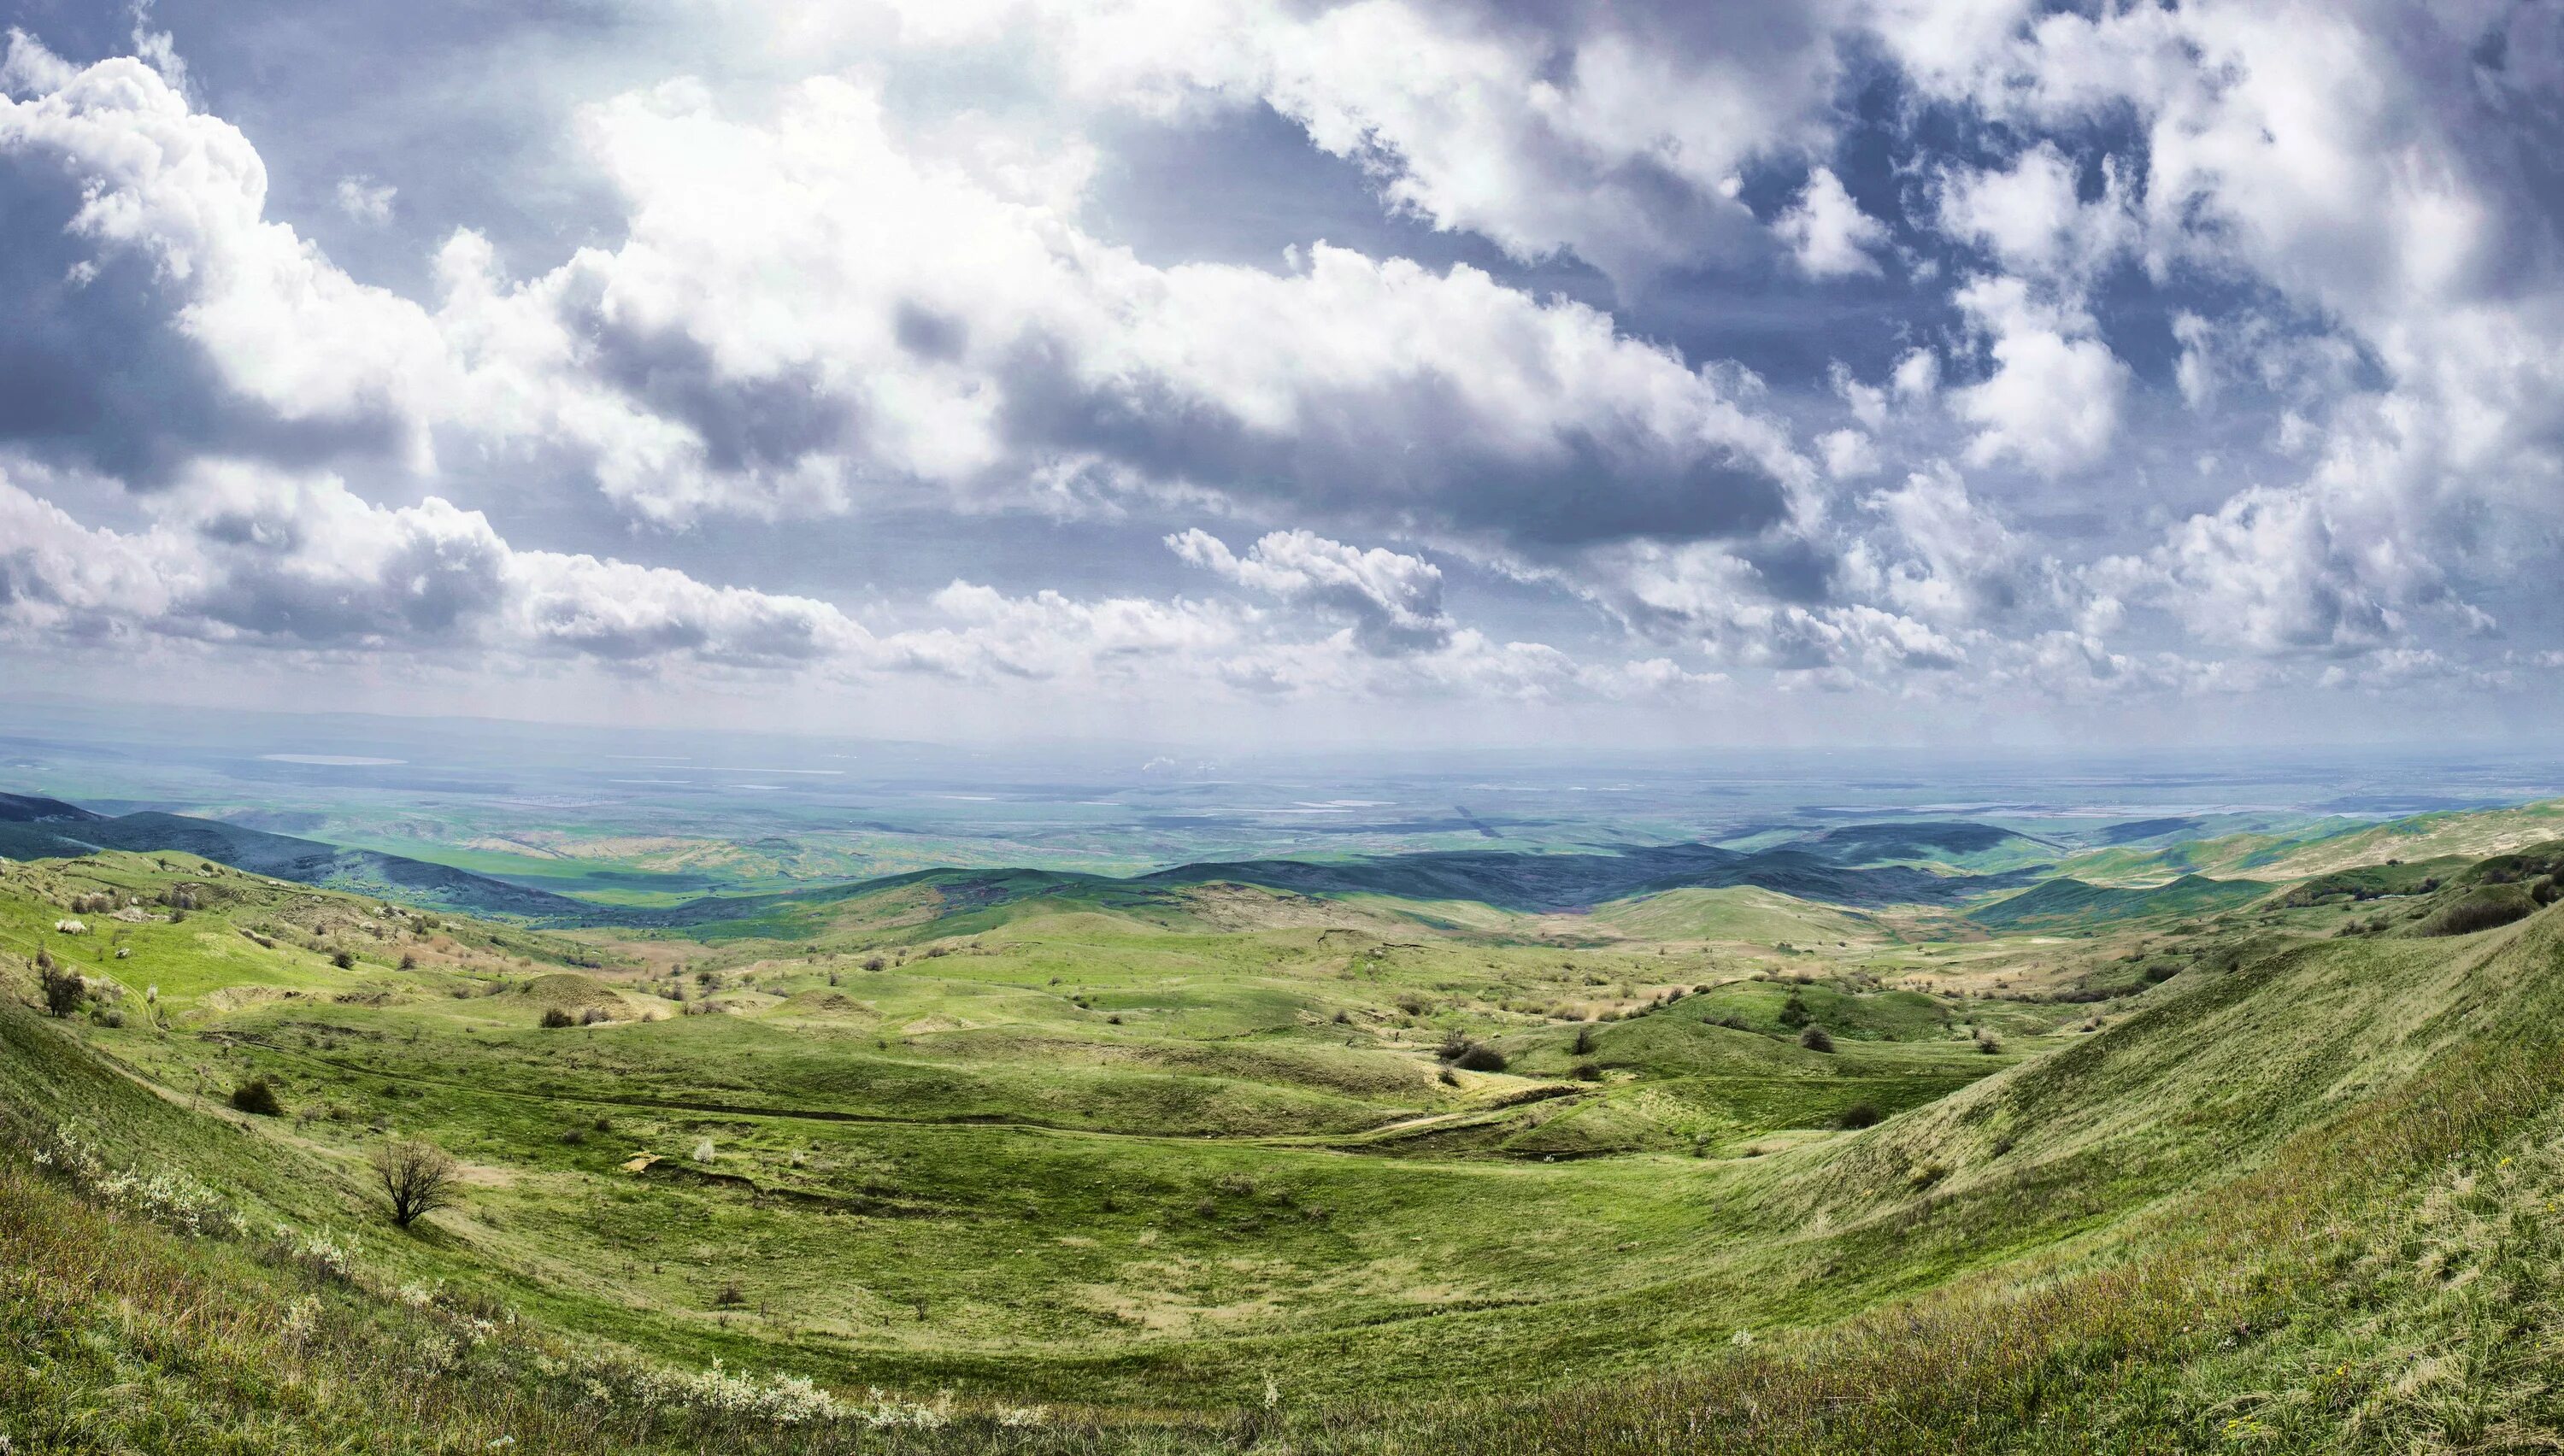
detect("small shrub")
[232,1078,284,1117]
[1834,1102,1882,1130]
[1453,1044,1508,1072]
[1572,1062,1602,1082]
[580,1006,611,1025]
[540,1007,577,1029]
[398,952,419,970]
[1778,990,1812,1028]
[1571,1024,1598,1056]
[1438,1067,1461,1086]
[331,949,356,970]
[38,960,86,1017]
[1798,1024,1835,1053]
[713,1278,747,1308]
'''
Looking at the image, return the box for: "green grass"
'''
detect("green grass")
[13,831,2564,1450]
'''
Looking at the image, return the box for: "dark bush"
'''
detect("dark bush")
[1453,1044,1508,1072]
[1834,1102,1882,1130]
[1572,1062,1603,1082]
[38,962,85,1018]
[2423,893,2534,938]
[232,1078,284,1116]
[713,1278,747,1308]
[1778,990,1812,1029]
[331,949,356,970]
[1571,1024,1598,1056]
[539,1007,576,1029]
[1797,1024,1835,1054]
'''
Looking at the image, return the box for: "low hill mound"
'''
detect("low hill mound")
[1969,872,2267,930]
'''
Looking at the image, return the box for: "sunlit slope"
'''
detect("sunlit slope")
[1580,884,1880,944]
[2061,798,2564,886]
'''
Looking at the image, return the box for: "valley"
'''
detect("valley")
[9,789,2564,1449]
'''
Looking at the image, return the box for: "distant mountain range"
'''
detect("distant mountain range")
[0,792,591,917]
[3,790,2078,924]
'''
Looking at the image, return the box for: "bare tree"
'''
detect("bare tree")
[371,1138,461,1228]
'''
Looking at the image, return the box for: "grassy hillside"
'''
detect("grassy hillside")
[1967,872,2271,931]
[10,826,2564,1451]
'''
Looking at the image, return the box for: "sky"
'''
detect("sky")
[0,0,2560,750]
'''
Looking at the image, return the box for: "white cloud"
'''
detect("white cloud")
[1935,143,2133,283]
[0,49,1811,545]
[1776,167,1886,278]
[1169,527,1455,655]
[333,175,397,224]
[2093,485,2400,658]
[1855,471,2051,628]
[0,50,452,463]
[0,463,866,669]
[1949,274,2128,475]
[1816,429,1879,480]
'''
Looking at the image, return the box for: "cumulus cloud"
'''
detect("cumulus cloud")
[2092,486,2403,658]
[333,175,397,224]
[1934,143,2133,284]
[1948,275,2128,475]
[1776,167,1886,278]
[0,43,450,478]
[9,3,2564,725]
[1,45,1814,551]
[1168,527,1454,655]
[0,462,866,669]
[873,581,1242,681]
[1850,471,2053,629]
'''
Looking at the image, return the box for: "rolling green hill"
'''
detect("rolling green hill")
[10,819,2564,1452]
[1967,872,2272,930]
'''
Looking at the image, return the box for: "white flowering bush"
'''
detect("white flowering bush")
[273,1224,358,1280]
[625,1360,848,1425]
[33,1124,246,1238]
[280,1295,322,1341]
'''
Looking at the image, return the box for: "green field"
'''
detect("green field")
[9,812,2564,1451]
